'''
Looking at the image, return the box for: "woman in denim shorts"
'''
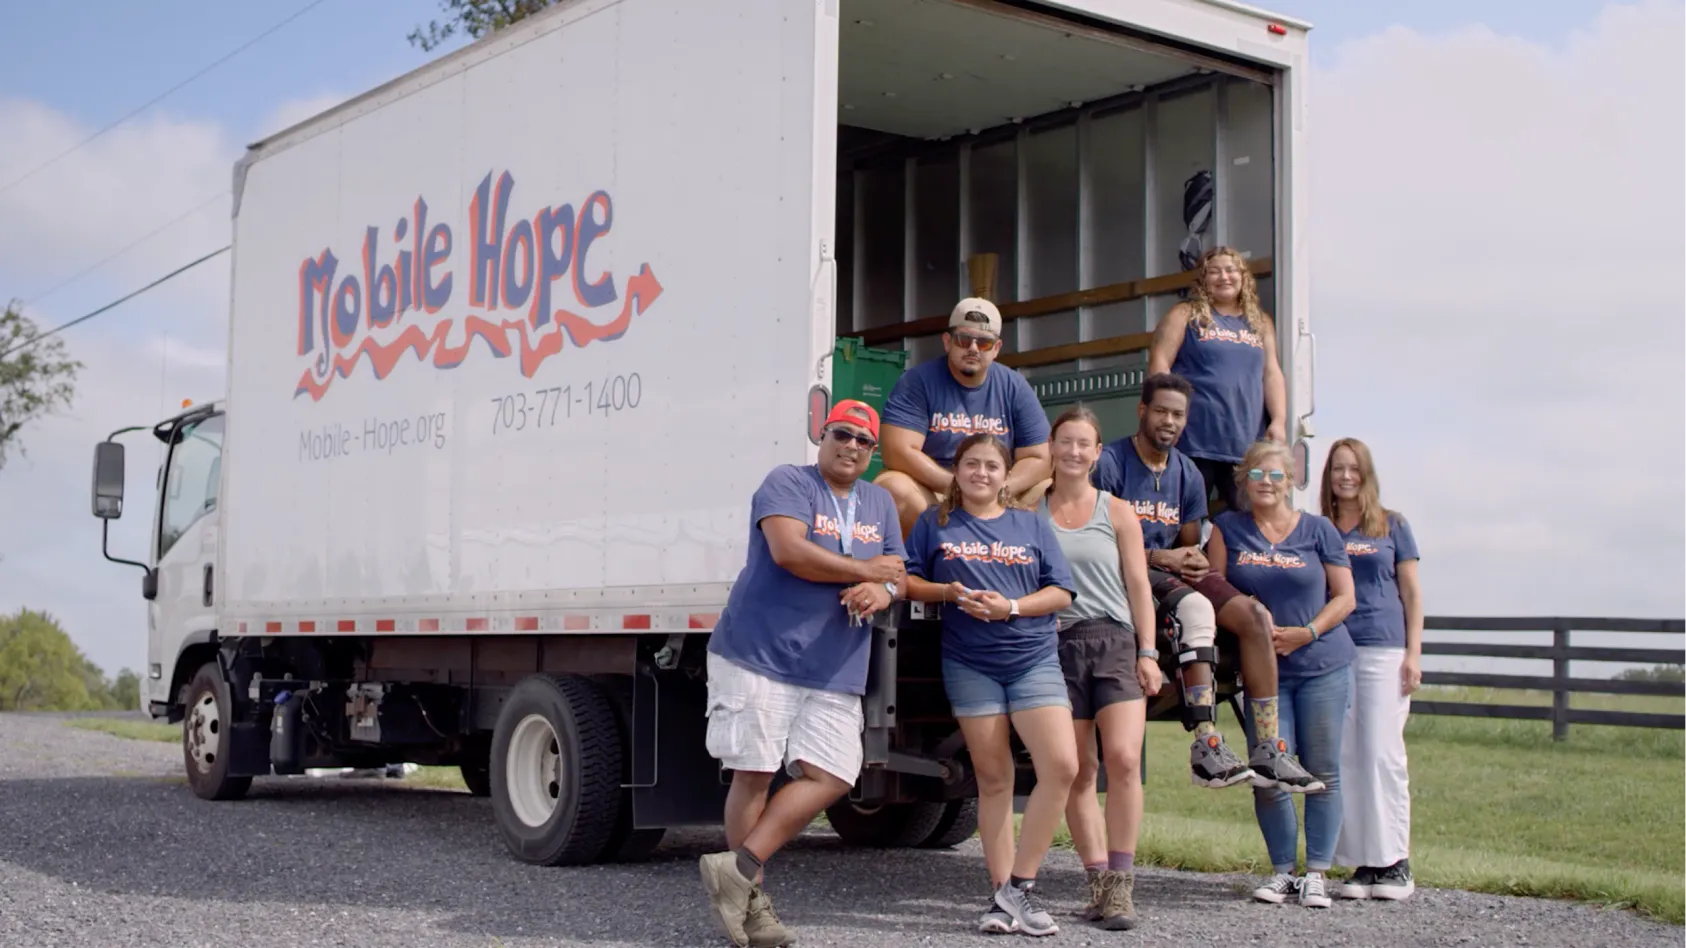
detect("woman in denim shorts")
[904,432,1081,938]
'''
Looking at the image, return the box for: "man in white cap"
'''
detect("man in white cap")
[875,297,1052,537]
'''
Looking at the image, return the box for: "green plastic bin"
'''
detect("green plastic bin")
[830,336,908,482]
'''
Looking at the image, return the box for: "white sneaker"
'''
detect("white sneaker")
[1252,872,1298,904]
[1299,871,1332,908]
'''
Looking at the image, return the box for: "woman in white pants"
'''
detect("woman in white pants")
[1321,438,1422,901]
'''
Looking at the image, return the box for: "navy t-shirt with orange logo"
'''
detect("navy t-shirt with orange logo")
[1214,509,1353,680]
[1342,513,1420,648]
[904,506,1076,682]
[710,464,905,696]
[881,360,1051,468]
[1172,312,1267,464]
[1093,438,1208,550]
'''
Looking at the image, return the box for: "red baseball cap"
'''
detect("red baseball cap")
[823,399,880,441]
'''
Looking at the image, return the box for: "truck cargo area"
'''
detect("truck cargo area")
[834,0,1281,437]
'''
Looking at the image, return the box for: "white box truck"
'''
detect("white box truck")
[90,0,1316,866]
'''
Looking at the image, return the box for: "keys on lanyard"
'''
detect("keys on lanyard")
[830,484,864,626]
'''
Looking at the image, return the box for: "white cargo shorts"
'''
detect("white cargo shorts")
[704,651,864,785]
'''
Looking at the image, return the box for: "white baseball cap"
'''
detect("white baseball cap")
[948,297,1002,336]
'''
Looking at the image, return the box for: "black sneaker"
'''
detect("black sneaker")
[1371,860,1415,900]
[1338,866,1378,900]
[1249,738,1326,793]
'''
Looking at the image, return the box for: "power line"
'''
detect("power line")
[23,190,231,307]
[0,0,333,197]
[1,246,230,359]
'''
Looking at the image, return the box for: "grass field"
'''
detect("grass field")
[62,686,1685,923]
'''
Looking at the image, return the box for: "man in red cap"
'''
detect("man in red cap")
[698,398,908,948]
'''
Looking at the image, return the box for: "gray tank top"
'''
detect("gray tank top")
[1041,490,1134,632]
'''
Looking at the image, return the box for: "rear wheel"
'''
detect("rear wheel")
[919,798,979,849]
[490,674,623,866]
[182,662,252,802]
[824,800,949,848]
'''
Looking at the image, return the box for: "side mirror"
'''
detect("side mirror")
[141,570,158,601]
[92,441,126,519]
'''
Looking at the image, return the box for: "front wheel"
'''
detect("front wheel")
[489,674,623,866]
[182,662,252,801]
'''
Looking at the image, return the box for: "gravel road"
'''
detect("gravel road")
[0,712,1677,948]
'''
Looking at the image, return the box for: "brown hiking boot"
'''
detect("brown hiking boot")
[745,886,796,947]
[1080,868,1113,921]
[1100,870,1138,931]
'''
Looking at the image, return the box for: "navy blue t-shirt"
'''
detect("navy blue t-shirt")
[1342,513,1420,648]
[881,359,1051,468]
[904,505,1076,682]
[1092,438,1209,551]
[1214,510,1353,680]
[1171,312,1267,464]
[710,464,906,695]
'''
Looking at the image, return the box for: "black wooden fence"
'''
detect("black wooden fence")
[1416,616,1686,739]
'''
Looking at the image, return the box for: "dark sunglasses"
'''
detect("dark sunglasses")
[950,331,998,351]
[1247,468,1288,483]
[827,427,877,450]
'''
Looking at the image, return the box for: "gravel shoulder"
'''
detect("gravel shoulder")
[0,712,1677,948]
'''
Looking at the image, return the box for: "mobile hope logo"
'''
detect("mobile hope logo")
[293,170,664,401]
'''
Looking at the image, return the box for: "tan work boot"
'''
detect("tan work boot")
[745,886,797,947]
[698,852,755,946]
[1099,869,1138,931]
[1080,868,1114,921]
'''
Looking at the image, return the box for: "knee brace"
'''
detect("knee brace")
[1158,587,1221,731]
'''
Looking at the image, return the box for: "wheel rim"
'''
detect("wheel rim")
[506,713,563,828]
[186,690,221,774]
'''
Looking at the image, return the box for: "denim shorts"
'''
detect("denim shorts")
[942,653,1072,719]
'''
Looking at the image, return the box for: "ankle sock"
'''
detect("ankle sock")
[1251,696,1280,743]
[734,846,764,881]
[1108,851,1134,872]
[1009,874,1034,889]
[1084,861,1106,875]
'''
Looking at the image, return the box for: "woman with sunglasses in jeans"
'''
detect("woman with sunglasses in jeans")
[1207,441,1355,909]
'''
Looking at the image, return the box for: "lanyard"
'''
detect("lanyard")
[825,474,859,556]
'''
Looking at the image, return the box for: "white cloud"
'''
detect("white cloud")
[1303,0,1686,625]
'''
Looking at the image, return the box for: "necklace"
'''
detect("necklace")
[1132,434,1167,491]
[1257,510,1298,550]
[1050,489,1093,529]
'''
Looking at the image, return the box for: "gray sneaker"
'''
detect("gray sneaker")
[994,880,1058,937]
[977,896,1018,934]
[698,851,755,946]
[1249,738,1326,793]
[1191,733,1255,788]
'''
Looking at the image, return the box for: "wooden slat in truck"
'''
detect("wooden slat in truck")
[87,0,1315,865]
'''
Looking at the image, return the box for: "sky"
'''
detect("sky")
[0,0,1682,682]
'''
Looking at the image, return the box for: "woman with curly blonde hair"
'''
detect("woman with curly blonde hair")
[1147,247,1286,514]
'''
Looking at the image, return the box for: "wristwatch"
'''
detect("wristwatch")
[1008,599,1021,618]
[1137,647,1160,660]
[881,581,898,600]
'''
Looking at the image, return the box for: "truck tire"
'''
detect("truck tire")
[182,662,253,801]
[824,800,948,849]
[918,798,979,849]
[490,674,622,866]
[590,675,664,863]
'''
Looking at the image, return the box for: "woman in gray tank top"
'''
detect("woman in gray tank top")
[1038,405,1161,932]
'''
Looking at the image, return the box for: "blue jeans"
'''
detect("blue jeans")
[941,654,1070,718]
[1243,663,1353,872]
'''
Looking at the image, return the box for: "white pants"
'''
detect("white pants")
[1333,646,1412,868]
[704,652,864,784]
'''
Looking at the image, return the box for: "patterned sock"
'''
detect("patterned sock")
[1251,696,1280,744]
[1109,851,1134,873]
[1185,683,1217,738]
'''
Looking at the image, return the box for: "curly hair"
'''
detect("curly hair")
[1186,246,1269,335]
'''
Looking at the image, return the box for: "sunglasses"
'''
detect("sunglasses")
[950,331,998,351]
[1247,468,1288,483]
[827,427,877,450]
